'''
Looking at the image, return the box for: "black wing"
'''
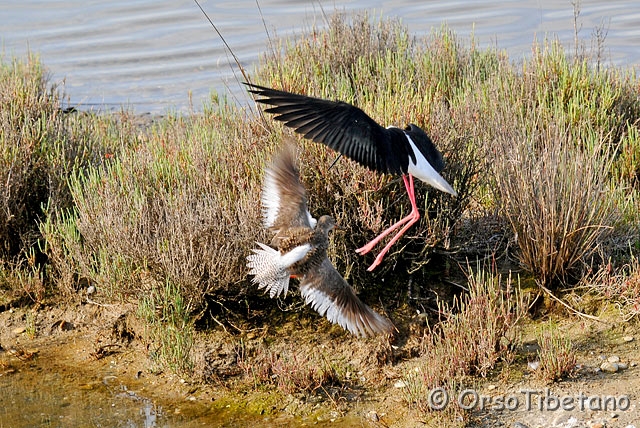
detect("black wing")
[246,83,407,175]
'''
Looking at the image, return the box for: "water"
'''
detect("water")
[0,341,316,427]
[1,0,639,114]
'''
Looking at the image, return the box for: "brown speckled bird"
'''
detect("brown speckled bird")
[247,144,395,337]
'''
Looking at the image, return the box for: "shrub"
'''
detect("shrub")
[0,55,115,300]
[492,122,618,287]
[534,323,576,382]
[0,55,62,262]
[404,266,527,413]
[42,104,275,309]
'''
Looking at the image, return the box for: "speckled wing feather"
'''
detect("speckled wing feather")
[261,142,316,237]
[299,259,395,337]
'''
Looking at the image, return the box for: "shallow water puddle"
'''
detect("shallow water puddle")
[0,342,348,427]
[0,357,205,427]
[0,345,261,427]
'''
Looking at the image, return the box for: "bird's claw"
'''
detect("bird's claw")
[355,243,375,255]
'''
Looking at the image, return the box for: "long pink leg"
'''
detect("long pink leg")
[355,175,415,255]
[356,175,421,271]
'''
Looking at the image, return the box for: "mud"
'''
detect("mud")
[1,300,639,427]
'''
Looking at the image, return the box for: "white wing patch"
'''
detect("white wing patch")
[306,210,317,229]
[300,287,365,337]
[247,242,311,298]
[261,167,281,228]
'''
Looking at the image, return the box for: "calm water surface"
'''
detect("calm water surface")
[1,0,639,114]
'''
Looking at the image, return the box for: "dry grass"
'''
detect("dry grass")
[403,266,527,414]
[580,254,640,320]
[1,12,640,403]
[492,123,618,287]
[236,341,339,395]
[534,323,577,382]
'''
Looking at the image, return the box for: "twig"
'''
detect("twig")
[86,297,118,308]
[209,314,228,333]
[193,0,250,85]
[194,0,274,125]
[538,282,610,324]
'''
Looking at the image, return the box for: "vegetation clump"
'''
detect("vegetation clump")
[1,11,639,425]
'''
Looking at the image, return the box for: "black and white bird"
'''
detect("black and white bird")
[246,143,395,337]
[245,83,457,271]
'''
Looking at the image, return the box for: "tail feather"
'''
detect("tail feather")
[246,242,310,298]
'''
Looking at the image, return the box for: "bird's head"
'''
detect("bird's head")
[316,215,337,233]
[404,123,445,173]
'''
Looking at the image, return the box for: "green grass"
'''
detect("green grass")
[1,13,639,409]
[138,279,194,373]
[535,322,577,382]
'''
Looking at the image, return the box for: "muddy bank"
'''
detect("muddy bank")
[1,300,639,427]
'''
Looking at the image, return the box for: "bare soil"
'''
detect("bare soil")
[1,298,638,427]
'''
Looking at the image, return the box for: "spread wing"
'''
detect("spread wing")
[261,142,316,233]
[246,83,406,175]
[299,258,395,337]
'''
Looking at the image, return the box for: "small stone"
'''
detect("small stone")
[366,410,379,422]
[600,362,619,373]
[623,336,634,342]
[394,380,407,388]
[58,320,74,331]
[487,384,496,390]
[103,375,118,385]
[611,413,619,419]
[591,423,605,428]
[87,285,96,295]
[527,361,540,371]
[12,327,26,335]
[617,362,628,370]
[607,355,620,363]
[513,423,530,428]
[630,362,637,367]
